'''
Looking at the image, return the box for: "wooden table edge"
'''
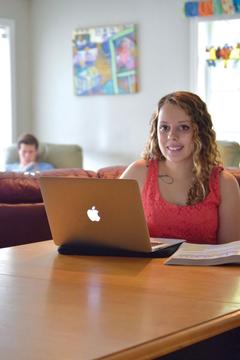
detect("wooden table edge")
[98,311,240,360]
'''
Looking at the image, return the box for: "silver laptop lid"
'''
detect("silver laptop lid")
[39,177,152,252]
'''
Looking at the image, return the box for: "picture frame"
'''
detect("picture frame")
[72,24,138,95]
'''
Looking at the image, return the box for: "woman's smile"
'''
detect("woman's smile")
[166,144,184,152]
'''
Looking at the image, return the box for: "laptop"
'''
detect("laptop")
[39,177,185,257]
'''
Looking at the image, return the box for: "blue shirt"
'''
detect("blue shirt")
[5,162,54,173]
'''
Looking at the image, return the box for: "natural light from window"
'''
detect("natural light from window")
[0,22,13,169]
[193,17,240,142]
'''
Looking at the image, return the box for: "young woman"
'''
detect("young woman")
[121,91,240,244]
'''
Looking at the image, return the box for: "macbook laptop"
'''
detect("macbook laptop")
[39,177,184,257]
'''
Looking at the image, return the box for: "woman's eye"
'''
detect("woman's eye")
[179,124,190,131]
[159,125,169,132]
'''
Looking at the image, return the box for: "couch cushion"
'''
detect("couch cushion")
[0,172,42,203]
[1,166,238,205]
[0,169,98,204]
[38,143,83,168]
[40,168,97,178]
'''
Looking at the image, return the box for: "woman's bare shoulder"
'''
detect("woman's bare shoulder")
[220,169,240,191]
[120,159,148,181]
[219,169,240,203]
[218,169,240,243]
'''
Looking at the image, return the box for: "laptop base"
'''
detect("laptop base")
[58,241,182,258]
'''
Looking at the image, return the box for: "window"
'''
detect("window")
[0,18,15,168]
[190,16,240,142]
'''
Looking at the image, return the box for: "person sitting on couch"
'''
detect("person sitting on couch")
[5,133,54,173]
[120,91,240,244]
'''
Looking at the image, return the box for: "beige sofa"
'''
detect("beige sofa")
[3,142,83,169]
[217,141,240,167]
[3,141,239,169]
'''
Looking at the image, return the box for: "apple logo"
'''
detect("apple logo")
[87,206,101,222]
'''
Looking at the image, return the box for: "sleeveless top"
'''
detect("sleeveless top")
[141,160,223,244]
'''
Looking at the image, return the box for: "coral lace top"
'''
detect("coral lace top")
[141,160,223,244]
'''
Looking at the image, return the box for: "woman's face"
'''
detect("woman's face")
[157,103,195,164]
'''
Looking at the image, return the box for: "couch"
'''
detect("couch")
[3,141,240,169]
[3,142,83,169]
[0,165,239,249]
[217,140,240,167]
[0,166,125,248]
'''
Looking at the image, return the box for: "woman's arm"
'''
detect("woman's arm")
[120,159,148,192]
[218,170,240,243]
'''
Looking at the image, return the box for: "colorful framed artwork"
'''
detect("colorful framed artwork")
[72,24,138,95]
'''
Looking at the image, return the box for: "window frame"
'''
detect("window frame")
[0,17,16,144]
[189,14,240,141]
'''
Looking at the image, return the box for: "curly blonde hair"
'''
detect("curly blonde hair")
[142,91,222,205]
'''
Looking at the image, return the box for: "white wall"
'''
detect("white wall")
[0,0,32,137]
[30,0,190,169]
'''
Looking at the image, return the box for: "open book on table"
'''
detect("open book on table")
[164,240,240,266]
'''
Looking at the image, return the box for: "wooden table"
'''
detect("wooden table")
[0,240,239,360]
